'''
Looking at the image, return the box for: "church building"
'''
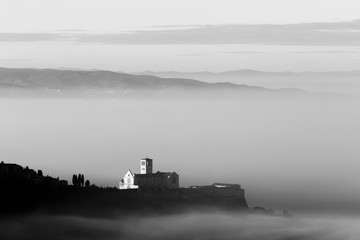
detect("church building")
[119,157,179,190]
[119,169,138,189]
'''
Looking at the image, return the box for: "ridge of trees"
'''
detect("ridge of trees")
[72,173,90,187]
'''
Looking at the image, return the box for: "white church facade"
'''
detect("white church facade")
[119,157,179,190]
[119,169,138,189]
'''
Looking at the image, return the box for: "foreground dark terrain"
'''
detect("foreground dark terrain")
[0,162,249,218]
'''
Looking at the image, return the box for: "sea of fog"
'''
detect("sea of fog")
[0,96,359,214]
[1,211,360,240]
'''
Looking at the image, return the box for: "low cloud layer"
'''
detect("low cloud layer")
[2,20,360,46]
[0,212,359,240]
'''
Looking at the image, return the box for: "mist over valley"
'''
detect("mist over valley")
[2,1,360,239]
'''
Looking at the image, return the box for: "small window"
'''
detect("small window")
[141,162,145,165]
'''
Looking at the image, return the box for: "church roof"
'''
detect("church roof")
[125,169,135,177]
[135,171,178,178]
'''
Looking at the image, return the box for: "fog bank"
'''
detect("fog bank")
[1,212,360,240]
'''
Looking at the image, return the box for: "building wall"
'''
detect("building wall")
[134,172,179,189]
[165,173,179,189]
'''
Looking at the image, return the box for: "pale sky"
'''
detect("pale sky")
[1,0,360,71]
[1,0,360,31]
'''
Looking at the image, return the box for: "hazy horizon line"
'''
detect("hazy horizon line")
[1,19,360,46]
[2,66,360,75]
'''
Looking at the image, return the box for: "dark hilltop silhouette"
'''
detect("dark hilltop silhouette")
[0,159,252,217]
[0,159,292,218]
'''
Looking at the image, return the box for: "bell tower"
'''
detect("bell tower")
[140,157,153,174]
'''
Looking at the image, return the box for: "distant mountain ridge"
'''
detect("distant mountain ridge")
[0,67,207,90]
[0,67,306,97]
[134,69,360,77]
[132,69,360,95]
[0,67,266,90]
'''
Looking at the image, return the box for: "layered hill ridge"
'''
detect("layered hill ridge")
[135,69,360,77]
[0,67,260,91]
[134,69,360,95]
[0,67,310,98]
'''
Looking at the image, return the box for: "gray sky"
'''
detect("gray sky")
[1,0,360,72]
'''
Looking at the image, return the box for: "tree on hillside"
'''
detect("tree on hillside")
[72,174,78,186]
[77,174,81,186]
[85,180,90,187]
[77,174,84,186]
